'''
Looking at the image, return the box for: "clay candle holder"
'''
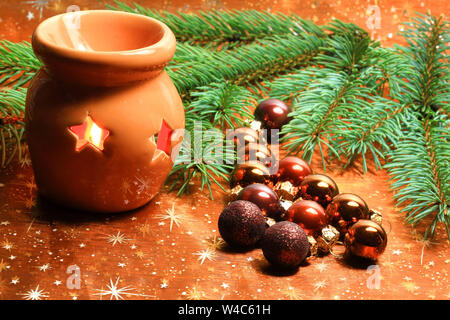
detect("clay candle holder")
[25,10,185,212]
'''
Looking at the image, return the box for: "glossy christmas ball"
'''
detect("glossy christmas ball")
[326,193,370,235]
[272,156,312,186]
[218,200,266,248]
[230,162,271,188]
[285,200,328,236]
[237,183,284,219]
[254,99,291,130]
[261,221,310,269]
[299,174,339,209]
[344,219,387,260]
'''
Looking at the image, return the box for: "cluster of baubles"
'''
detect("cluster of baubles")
[218,99,388,270]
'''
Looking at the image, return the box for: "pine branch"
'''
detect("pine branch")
[281,72,373,169]
[0,87,26,168]
[385,114,449,239]
[108,1,325,46]
[332,98,412,172]
[263,66,318,103]
[167,121,235,199]
[315,32,372,73]
[396,14,449,115]
[0,40,41,88]
[169,34,325,97]
[187,82,255,130]
[167,82,255,196]
[324,19,369,39]
[359,46,414,98]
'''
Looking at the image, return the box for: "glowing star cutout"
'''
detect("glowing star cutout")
[156,120,174,155]
[69,115,110,152]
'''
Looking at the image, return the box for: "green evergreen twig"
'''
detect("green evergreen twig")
[396,14,449,115]
[187,82,255,130]
[0,40,41,88]
[107,1,325,46]
[385,115,449,239]
[0,87,26,167]
[169,34,325,97]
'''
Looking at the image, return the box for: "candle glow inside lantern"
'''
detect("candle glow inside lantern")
[25,10,185,212]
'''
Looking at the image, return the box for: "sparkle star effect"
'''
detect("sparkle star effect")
[23,0,52,19]
[185,287,204,300]
[313,280,327,291]
[69,115,110,152]
[94,277,144,300]
[38,263,51,272]
[1,239,14,251]
[193,248,216,265]
[106,231,132,246]
[26,11,34,20]
[0,259,8,272]
[401,281,419,293]
[282,286,303,300]
[21,285,49,300]
[155,204,191,232]
[207,236,225,250]
[314,261,328,273]
[135,176,151,194]
[137,223,152,237]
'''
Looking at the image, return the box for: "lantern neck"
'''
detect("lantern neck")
[32,10,176,87]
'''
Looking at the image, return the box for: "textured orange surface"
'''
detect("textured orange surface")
[0,0,449,300]
[1,0,449,46]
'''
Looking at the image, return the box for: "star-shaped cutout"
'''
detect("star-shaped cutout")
[156,120,173,155]
[69,115,110,152]
[149,120,181,158]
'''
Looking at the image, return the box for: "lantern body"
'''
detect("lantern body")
[25,11,184,212]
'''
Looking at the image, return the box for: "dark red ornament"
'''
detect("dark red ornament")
[272,156,312,186]
[344,219,387,260]
[237,183,284,219]
[230,162,271,188]
[299,174,339,209]
[218,200,266,248]
[285,200,328,236]
[326,193,370,235]
[254,99,291,131]
[261,221,310,269]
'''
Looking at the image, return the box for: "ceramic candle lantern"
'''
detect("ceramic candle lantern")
[25,10,185,212]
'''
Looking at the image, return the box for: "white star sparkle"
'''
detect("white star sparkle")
[93,277,139,300]
[106,231,132,246]
[21,285,49,300]
[155,204,190,232]
[193,248,216,265]
[23,0,52,19]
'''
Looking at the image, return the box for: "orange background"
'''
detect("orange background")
[0,0,449,300]
[1,0,449,46]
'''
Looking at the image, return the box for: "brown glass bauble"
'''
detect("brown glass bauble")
[261,221,310,269]
[272,156,312,186]
[344,219,387,260]
[230,162,271,188]
[285,200,328,236]
[254,99,291,130]
[299,174,339,209]
[237,183,284,219]
[326,193,370,235]
[218,200,266,248]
